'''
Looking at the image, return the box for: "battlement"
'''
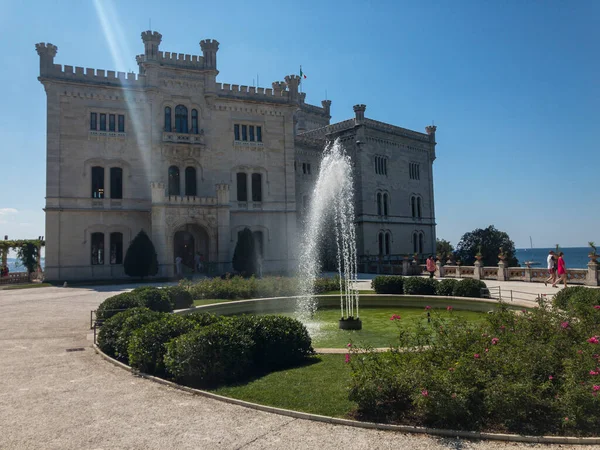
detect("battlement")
[44,63,146,87]
[363,118,430,142]
[217,82,288,101]
[154,51,205,69]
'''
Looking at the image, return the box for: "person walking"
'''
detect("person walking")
[552,252,568,288]
[426,255,436,279]
[175,255,183,278]
[544,250,557,286]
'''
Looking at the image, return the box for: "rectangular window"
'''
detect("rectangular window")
[91,233,104,265]
[99,114,106,131]
[241,125,248,141]
[91,166,104,199]
[236,172,247,201]
[90,112,97,131]
[307,163,311,175]
[234,124,240,141]
[252,173,262,202]
[118,114,125,132]
[109,114,116,132]
[302,163,307,174]
[110,167,123,199]
[410,162,420,180]
[256,126,262,142]
[249,125,255,141]
[110,232,123,265]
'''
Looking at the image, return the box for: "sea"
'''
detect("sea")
[5,257,45,273]
[515,247,592,269]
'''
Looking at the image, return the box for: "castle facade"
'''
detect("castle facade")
[36,31,437,280]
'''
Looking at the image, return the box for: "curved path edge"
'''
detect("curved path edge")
[93,344,600,446]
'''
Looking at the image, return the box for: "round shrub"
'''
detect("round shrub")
[132,287,173,313]
[231,315,313,370]
[552,286,592,310]
[164,322,255,387]
[371,275,404,294]
[128,315,196,376]
[113,309,165,362]
[183,312,224,327]
[452,279,486,298]
[436,278,458,296]
[163,286,193,310]
[403,277,436,295]
[96,292,142,321]
[97,307,151,357]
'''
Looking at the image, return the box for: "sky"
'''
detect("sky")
[0,0,598,250]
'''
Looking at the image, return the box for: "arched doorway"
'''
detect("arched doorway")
[173,224,210,274]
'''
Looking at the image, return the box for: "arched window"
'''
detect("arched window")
[413,232,418,254]
[91,166,104,199]
[191,109,198,134]
[385,232,391,255]
[237,172,247,201]
[110,167,123,199]
[175,105,188,133]
[91,232,104,265]
[164,107,172,132]
[383,193,389,217]
[168,166,180,196]
[252,173,262,202]
[185,167,197,196]
[417,197,422,218]
[253,231,264,258]
[110,232,123,265]
[378,232,384,256]
[411,196,416,218]
[419,233,424,254]
[377,192,382,216]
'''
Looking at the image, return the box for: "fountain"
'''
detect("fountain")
[297,139,361,330]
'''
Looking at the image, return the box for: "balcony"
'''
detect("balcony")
[162,131,204,145]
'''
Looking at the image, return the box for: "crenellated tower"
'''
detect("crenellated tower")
[285,75,301,103]
[35,43,58,77]
[200,39,219,71]
[353,104,366,123]
[141,30,162,61]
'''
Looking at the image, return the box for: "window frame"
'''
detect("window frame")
[110,167,123,199]
[91,232,104,265]
[164,106,172,132]
[236,172,248,201]
[110,232,123,265]
[185,166,197,196]
[90,112,97,131]
[191,109,198,134]
[99,113,106,131]
[251,173,262,202]
[118,114,125,132]
[109,114,116,132]
[168,166,181,196]
[91,166,105,199]
[175,105,188,133]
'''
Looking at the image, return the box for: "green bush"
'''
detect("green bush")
[113,309,165,362]
[371,276,404,294]
[232,227,257,276]
[553,286,594,310]
[128,315,196,376]
[403,277,436,295]
[183,312,224,327]
[230,315,313,370]
[452,278,486,298]
[96,292,142,321]
[313,276,341,294]
[131,287,173,313]
[163,286,193,310]
[348,302,600,435]
[97,307,151,357]
[164,321,255,387]
[123,229,158,278]
[436,278,458,296]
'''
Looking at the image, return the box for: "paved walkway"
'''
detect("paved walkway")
[1,281,597,449]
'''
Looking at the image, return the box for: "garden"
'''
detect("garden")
[94,278,600,437]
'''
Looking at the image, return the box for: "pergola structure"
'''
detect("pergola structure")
[0,236,45,274]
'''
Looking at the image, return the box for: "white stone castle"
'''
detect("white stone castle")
[36,31,437,281]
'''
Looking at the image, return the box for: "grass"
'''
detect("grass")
[309,307,487,348]
[210,354,355,418]
[0,283,53,290]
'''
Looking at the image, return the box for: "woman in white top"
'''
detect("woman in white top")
[544,250,556,286]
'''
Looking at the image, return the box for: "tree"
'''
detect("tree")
[455,225,519,267]
[124,230,159,279]
[232,228,257,276]
[436,239,454,261]
[16,242,39,274]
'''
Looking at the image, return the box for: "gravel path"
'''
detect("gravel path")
[1,283,597,449]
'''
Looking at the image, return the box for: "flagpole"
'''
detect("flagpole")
[299,65,302,94]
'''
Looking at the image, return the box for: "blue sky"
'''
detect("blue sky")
[0,0,598,249]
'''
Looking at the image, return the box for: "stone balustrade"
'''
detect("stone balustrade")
[357,255,600,287]
[0,272,32,285]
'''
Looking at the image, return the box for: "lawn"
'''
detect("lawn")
[309,307,487,348]
[0,283,53,290]
[210,354,355,418]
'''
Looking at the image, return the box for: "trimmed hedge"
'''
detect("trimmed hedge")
[403,277,437,295]
[230,315,313,370]
[131,287,173,313]
[436,278,458,296]
[164,322,255,387]
[128,315,196,375]
[183,312,224,327]
[552,286,594,310]
[452,279,486,298]
[163,286,193,310]
[371,276,404,294]
[97,307,151,357]
[96,292,142,321]
[313,276,341,294]
[113,310,165,362]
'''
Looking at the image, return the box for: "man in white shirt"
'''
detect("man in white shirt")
[544,251,556,286]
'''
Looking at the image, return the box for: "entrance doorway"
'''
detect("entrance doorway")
[174,231,195,271]
[173,224,210,275]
